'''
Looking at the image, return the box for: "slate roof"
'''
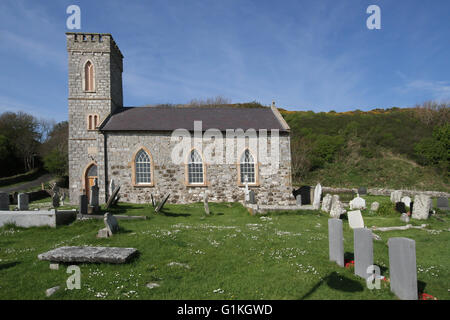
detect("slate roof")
[100,106,289,132]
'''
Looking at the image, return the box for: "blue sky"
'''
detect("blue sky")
[0,0,449,122]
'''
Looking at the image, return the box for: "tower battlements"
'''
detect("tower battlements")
[66,32,123,60]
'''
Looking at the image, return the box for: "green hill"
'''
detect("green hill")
[280,104,449,192]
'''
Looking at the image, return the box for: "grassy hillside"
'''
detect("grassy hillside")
[280,105,449,192]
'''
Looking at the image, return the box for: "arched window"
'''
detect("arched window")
[187,149,204,184]
[84,61,94,91]
[87,114,99,130]
[134,149,152,185]
[240,149,256,184]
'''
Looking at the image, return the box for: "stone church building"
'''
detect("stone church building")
[66,32,293,205]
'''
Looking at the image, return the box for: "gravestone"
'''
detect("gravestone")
[370,201,380,212]
[155,193,170,213]
[349,195,366,210]
[354,228,373,279]
[151,194,156,208]
[52,192,60,208]
[0,192,9,211]
[79,195,88,216]
[400,213,410,223]
[299,186,311,205]
[18,193,29,211]
[321,194,332,212]
[388,237,418,300]
[12,192,18,205]
[60,192,66,206]
[347,210,364,229]
[89,178,99,208]
[409,201,414,213]
[395,202,407,214]
[38,246,138,264]
[244,175,250,202]
[203,192,210,215]
[436,197,449,210]
[328,218,344,267]
[390,191,403,204]
[357,187,367,195]
[113,195,120,206]
[248,190,256,205]
[295,195,302,206]
[401,196,411,208]
[105,186,120,210]
[412,194,431,220]
[312,183,322,210]
[104,212,119,235]
[330,195,345,218]
[109,179,115,198]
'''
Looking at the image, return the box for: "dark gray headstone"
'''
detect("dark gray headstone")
[155,193,170,213]
[354,228,373,279]
[89,178,99,207]
[395,202,407,213]
[388,237,418,300]
[18,193,29,210]
[328,218,344,267]
[104,212,119,235]
[358,187,367,195]
[79,195,88,215]
[436,197,448,209]
[0,192,9,211]
[293,186,311,205]
[248,190,256,204]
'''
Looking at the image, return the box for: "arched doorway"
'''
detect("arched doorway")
[84,163,98,202]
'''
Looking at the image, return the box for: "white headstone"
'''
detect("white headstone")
[244,175,249,202]
[401,196,411,208]
[347,210,365,229]
[312,183,322,210]
[330,195,345,218]
[349,195,366,210]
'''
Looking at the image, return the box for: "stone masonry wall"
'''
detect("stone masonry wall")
[103,132,294,205]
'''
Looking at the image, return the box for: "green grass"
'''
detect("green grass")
[0,201,448,300]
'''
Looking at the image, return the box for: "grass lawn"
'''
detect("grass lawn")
[0,199,449,300]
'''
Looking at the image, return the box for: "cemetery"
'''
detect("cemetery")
[0,184,448,300]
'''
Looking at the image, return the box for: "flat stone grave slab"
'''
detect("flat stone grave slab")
[38,246,138,264]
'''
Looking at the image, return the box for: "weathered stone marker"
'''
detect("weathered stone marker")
[312,183,322,210]
[155,193,170,213]
[357,187,367,195]
[348,210,365,229]
[105,212,119,234]
[89,178,99,209]
[79,195,88,215]
[390,190,403,204]
[321,193,332,212]
[370,201,380,212]
[436,197,449,210]
[328,218,344,267]
[354,228,373,279]
[203,192,210,215]
[412,194,431,220]
[18,193,29,210]
[388,237,418,300]
[1,192,11,210]
[105,186,120,210]
[248,190,256,204]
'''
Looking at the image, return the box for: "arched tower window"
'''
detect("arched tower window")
[187,149,204,184]
[132,148,154,186]
[84,61,94,91]
[87,114,100,130]
[240,149,256,184]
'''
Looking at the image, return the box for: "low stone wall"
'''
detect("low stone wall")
[321,187,450,198]
[0,209,77,228]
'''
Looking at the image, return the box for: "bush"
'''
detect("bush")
[43,149,67,177]
[376,202,398,216]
